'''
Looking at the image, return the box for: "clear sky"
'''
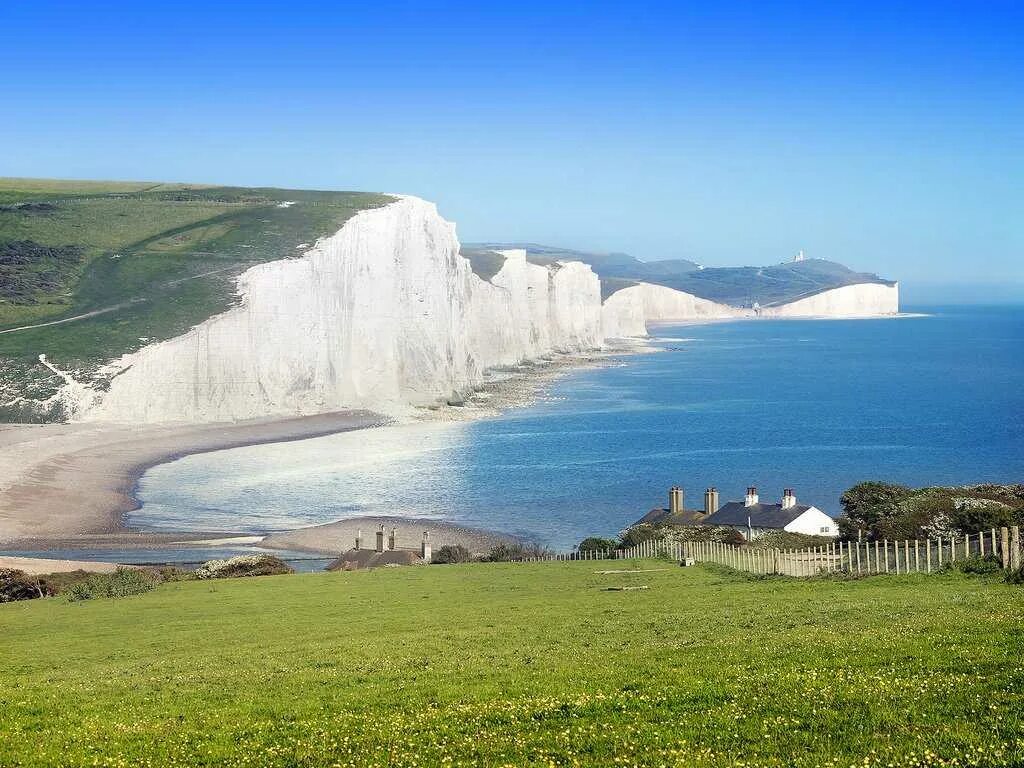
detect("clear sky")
[1,1,1021,293]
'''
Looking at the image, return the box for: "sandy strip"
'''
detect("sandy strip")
[0,342,645,550]
[0,555,122,575]
[261,516,516,557]
[0,411,385,545]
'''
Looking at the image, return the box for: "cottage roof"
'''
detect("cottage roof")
[638,507,710,526]
[704,502,815,529]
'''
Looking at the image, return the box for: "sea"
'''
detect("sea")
[121,305,1023,552]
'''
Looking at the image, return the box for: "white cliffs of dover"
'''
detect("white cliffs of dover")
[757,282,899,318]
[602,280,900,337]
[66,197,605,423]
[58,196,899,423]
[601,282,742,338]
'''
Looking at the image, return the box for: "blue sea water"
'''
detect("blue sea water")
[133,306,1023,550]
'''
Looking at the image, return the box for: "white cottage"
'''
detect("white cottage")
[703,487,838,539]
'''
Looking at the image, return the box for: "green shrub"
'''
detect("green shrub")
[194,554,293,580]
[432,544,471,564]
[0,568,48,602]
[65,568,158,602]
[577,537,618,554]
[949,503,1015,534]
[484,542,553,562]
[940,555,1003,577]
[1005,566,1024,585]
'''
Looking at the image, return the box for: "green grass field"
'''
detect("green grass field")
[0,179,390,421]
[1,562,1021,767]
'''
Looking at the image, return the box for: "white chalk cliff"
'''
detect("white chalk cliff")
[601,282,742,337]
[756,282,899,318]
[60,196,898,423]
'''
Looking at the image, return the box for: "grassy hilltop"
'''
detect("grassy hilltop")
[1,561,1021,767]
[0,178,389,420]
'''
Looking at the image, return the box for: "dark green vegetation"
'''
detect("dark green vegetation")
[471,241,894,306]
[1,562,1021,767]
[839,482,1024,541]
[63,567,159,602]
[0,178,389,420]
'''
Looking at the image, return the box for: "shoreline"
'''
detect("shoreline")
[0,339,647,554]
[0,411,385,546]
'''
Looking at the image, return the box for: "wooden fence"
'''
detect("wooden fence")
[519,525,1023,577]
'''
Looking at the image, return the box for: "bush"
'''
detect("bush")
[484,542,553,562]
[194,554,293,580]
[0,568,48,602]
[1005,566,1024,585]
[65,568,158,602]
[577,537,618,554]
[949,502,1016,535]
[432,544,471,564]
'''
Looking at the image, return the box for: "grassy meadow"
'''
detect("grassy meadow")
[0,178,390,420]
[1,561,1021,767]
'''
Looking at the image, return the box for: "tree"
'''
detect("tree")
[577,537,618,553]
[838,482,912,540]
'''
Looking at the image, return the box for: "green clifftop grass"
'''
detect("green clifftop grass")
[0,179,390,420]
[1,562,1021,766]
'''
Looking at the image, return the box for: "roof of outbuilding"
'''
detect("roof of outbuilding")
[703,502,817,529]
[637,507,710,526]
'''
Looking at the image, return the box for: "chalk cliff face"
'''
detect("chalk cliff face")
[757,283,899,318]
[602,283,741,337]
[70,198,607,423]
[58,196,899,424]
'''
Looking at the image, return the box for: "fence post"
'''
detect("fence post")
[926,539,932,573]
[964,533,970,560]
[883,540,889,573]
[905,540,911,573]
[1012,526,1021,571]
[1001,527,1011,569]
[992,528,998,561]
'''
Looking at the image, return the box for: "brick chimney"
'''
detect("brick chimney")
[744,486,759,507]
[704,487,719,514]
[669,486,684,516]
[375,524,385,553]
[421,531,432,563]
[388,527,397,551]
[355,528,363,551]
[781,488,797,510]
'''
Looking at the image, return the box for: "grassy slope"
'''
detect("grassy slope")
[1,562,1021,767]
[0,179,390,420]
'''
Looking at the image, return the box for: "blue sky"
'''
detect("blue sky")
[1,1,1021,292]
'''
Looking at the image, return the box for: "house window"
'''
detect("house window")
[820,526,831,533]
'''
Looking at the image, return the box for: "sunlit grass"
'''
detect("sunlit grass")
[1,562,1021,766]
